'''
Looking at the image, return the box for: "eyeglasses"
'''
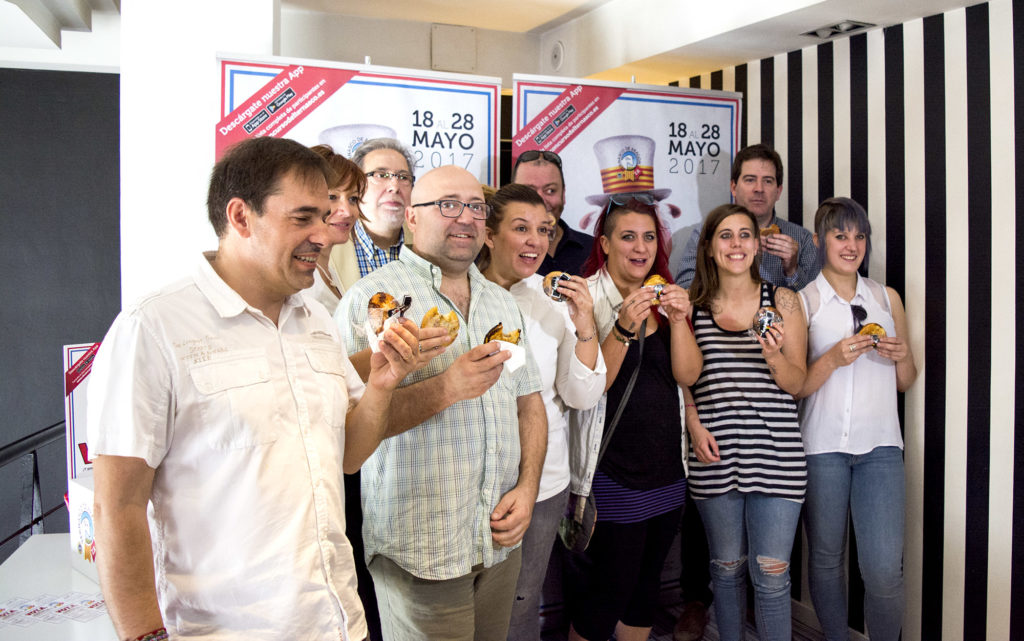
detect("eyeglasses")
[851,304,867,332]
[412,199,492,220]
[365,170,414,186]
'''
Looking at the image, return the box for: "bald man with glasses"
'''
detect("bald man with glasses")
[336,165,547,641]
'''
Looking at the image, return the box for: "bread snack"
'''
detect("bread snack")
[760,223,781,237]
[543,271,572,302]
[644,274,669,305]
[421,306,460,346]
[858,322,887,346]
[751,306,784,338]
[484,322,521,345]
[367,292,397,335]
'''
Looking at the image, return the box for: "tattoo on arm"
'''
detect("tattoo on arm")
[775,288,800,314]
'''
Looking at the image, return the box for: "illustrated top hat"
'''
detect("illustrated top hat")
[585,134,672,206]
[318,124,398,158]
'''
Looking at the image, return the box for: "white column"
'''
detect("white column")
[120,0,279,305]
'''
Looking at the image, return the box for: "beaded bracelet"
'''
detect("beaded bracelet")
[134,628,169,641]
[575,330,596,343]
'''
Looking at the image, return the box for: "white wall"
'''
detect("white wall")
[119,0,279,305]
[280,10,540,88]
[0,10,119,72]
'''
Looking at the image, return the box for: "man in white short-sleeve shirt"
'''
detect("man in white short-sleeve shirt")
[87,137,421,641]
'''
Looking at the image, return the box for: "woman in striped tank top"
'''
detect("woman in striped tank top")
[684,203,808,641]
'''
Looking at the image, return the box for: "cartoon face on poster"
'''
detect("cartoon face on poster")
[512,75,742,236]
[219,58,501,185]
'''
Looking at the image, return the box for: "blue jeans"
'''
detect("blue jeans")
[805,446,905,641]
[695,491,801,641]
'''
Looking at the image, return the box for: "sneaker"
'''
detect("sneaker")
[673,601,709,641]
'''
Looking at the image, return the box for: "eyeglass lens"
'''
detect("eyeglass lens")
[851,304,867,331]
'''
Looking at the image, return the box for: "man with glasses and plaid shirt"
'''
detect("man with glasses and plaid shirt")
[336,165,547,641]
[327,138,417,293]
[512,149,595,274]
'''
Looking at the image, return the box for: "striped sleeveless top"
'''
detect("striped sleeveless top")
[688,282,806,502]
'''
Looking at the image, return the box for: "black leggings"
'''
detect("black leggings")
[568,507,682,640]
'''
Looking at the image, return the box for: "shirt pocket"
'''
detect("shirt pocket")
[189,350,278,449]
[305,345,350,430]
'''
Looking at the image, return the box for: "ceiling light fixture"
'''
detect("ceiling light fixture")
[802,19,876,40]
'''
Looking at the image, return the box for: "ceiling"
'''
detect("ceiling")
[3,0,975,81]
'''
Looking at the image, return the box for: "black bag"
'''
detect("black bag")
[557,320,646,553]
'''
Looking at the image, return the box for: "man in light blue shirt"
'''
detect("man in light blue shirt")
[336,165,547,641]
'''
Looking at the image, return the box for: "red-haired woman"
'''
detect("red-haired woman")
[567,194,702,641]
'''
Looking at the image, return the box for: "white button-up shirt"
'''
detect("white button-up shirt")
[799,273,903,455]
[509,274,606,501]
[87,254,366,641]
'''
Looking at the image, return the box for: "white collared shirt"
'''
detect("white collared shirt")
[88,253,366,641]
[509,274,606,501]
[799,273,903,455]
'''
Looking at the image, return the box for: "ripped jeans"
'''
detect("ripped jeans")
[695,491,802,641]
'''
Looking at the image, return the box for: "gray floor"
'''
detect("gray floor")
[540,588,826,641]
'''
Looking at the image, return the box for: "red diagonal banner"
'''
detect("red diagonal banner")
[216,65,358,157]
[512,84,625,162]
[65,342,100,398]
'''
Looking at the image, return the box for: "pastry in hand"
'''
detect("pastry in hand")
[760,223,781,237]
[858,322,886,346]
[643,274,668,305]
[484,322,521,345]
[421,306,460,346]
[751,306,784,338]
[543,271,572,302]
[368,293,397,335]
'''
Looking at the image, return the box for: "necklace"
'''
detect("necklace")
[316,262,342,299]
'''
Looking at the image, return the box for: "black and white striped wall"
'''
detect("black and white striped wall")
[685,1,1021,639]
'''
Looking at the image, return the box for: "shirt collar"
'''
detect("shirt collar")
[397,244,487,290]
[815,271,869,306]
[194,251,309,320]
[355,219,404,252]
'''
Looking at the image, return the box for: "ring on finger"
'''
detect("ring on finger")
[849,344,855,352]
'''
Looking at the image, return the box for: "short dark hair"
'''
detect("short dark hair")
[730,143,784,186]
[207,137,332,237]
[813,197,872,268]
[351,137,416,175]
[477,183,546,270]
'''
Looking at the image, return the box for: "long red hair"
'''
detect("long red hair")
[581,198,674,285]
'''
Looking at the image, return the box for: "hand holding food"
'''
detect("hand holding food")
[543,271,572,302]
[643,274,669,305]
[857,322,887,347]
[484,322,521,345]
[421,306,460,346]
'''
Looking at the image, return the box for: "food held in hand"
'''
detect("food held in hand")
[751,306,784,338]
[858,322,887,346]
[643,274,669,305]
[421,306,460,346]
[367,292,397,335]
[760,224,781,237]
[484,322,521,345]
[543,271,572,302]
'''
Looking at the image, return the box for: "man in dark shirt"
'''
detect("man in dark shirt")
[511,150,594,274]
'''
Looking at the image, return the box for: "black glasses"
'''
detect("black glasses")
[851,304,867,332]
[366,170,414,186]
[412,199,492,220]
[513,149,563,170]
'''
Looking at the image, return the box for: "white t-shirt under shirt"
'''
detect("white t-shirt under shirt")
[799,273,903,455]
[509,274,606,502]
[87,253,367,641]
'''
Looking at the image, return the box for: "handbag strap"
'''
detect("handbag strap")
[596,318,647,464]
